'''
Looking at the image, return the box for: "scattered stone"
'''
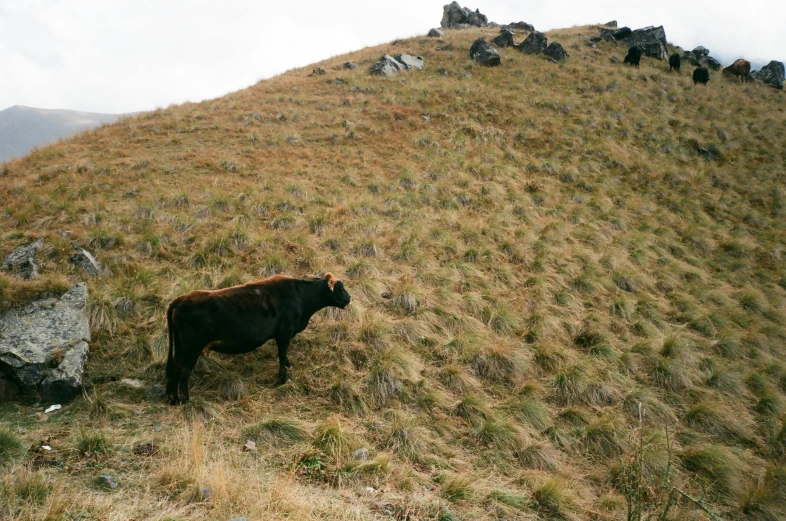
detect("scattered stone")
[697,145,720,161]
[393,54,424,70]
[3,239,43,279]
[230,518,249,521]
[757,60,785,90]
[598,29,617,43]
[365,486,377,494]
[492,29,515,48]
[352,447,370,460]
[505,21,535,32]
[370,54,406,76]
[100,475,117,489]
[146,384,165,398]
[469,38,501,66]
[0,283,90,401]
[373,501,395,516]
[610,56,620,64]
[198,486,212,501]
[604,20,618,27]
[441,1,489,28]
[692,46,710,57]
[343,62,358,69]
[436,42,453,51]
[518,31,548,54]
[44,404,61,414]
[311,67,326,76]
[436,67,449,76]
[243,439,257,452]
[69,242,101,277]
[544,42,569,61]
[133,442,158,456]
[427,28,445,38]
[121,378,145,389]
[618,26,668,60]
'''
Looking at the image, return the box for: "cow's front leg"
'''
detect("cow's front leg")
[275,334,292,385]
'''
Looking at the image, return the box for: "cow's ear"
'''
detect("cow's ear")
[325,272,338,291]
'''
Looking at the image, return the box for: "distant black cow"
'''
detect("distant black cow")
[693,67,710,85]
[623,46,642,68]
[669,53,681,73]
[165,273,351,404]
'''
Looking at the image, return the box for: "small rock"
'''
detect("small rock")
[543,42,569,61]
[44,404,61,414]
[518,31,547,54]
[437,68,449,76]
[469,38,501,66]
[427,28,445,38]
[352,447,370,460]
[492,29,515,48]
[69,242,101,277]
[121,378,145,389]
[610,56,620,64]
[243,439,257,452]
[153,423,163,432]
[343,120,356,128]
[229,518,249,521]
[370,55,405,76]
[373,501,395,516]
[146,384,165,398]
[365,486,377,494]
[133,442,158,456]
[100,475,117,489]
[604,20,617,27]
[312,67,326,76]
[392,53,424,71]
[4,239,44,279]
[343,62,358,69]
[198,486,212,501]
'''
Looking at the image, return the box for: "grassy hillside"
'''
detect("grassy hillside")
[2,25,786,521]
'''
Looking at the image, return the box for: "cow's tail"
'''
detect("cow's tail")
[166,302,177,393]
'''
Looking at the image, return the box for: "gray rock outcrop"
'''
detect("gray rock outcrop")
[544,42,569,61]
[518,31,548,54]
[706,57,721,71]
[492,29,516,48]
[4,239,44,279]
[69,242,101,277]
[469,38,500,66]
[370,55,405,76]
[692,46,710,58]
[441,2,489,28]
[505,21,534,32]
[393,54,425,71]
[619,26,668,60]
[0,283,90,401]
[427,28,445,38]
[604,20,618,27]
[757,60,785,90]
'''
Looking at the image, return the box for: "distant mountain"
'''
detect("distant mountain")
[0,105,128,163]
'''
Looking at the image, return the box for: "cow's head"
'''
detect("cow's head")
[324,272,351,308]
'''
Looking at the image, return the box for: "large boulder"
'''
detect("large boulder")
[393,54,425,70]
[611,27,632,40]
[441,2,489,28]
[544,42,569,61]
[370,55,406,76]
[757,60,785,90]
[0,283,90,401]
[469,38,501,66]
[692,46,710,58]
[506,21,534,32]
[706,56,721,71]
[4,239,44,280]
[518,31,547,54]
[620,25,668,60]
[492,29,516,48]
[427,28,445,38]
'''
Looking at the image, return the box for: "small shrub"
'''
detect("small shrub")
[77,430,110,457]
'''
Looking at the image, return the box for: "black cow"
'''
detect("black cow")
[165,273,351,404]
[693,67,710,85]
[669,53,681,73]
[623,46,642,68]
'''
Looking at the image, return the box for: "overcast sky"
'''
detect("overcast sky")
[1,0,783,114]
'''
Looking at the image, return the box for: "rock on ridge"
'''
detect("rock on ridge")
[518,31,548,54]
[441,1,489,28]
[0,283,90,401]
[757,60,785,90]
[469,38,501,66]
[4,239,44,279]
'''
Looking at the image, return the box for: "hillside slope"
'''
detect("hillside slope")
[0,105,126,164]
[1,25,786,521]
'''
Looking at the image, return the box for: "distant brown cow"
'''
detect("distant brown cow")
[165,273,351,404]
[723,59,751,83]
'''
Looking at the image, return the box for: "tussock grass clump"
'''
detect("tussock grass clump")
[622,389,676,424]
[0,428,26,467]
[474,417,520,452]
[583,420,625,458]
[464,342,521,383]
[218,377,246,401]
[441,474,473,502]
[76,429,110,457]
[518,442,559,470]
[454,393,489,426]
[439,364,478,394]
[683,402,755,443]
[328,380,369,416]
[505,396,550,430]
[313,420,351,463]
[531,478,574,519]
[243,417,308,447]
[385,413,429,463]
[553,365,586,405]
[681,444,747,502]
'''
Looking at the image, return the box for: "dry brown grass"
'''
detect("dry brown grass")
[2,21,786,520]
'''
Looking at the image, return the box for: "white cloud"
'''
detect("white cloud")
[0,1,783,113]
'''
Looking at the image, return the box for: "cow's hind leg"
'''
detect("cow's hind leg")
[177,351,200,403]
[275,335,292,385]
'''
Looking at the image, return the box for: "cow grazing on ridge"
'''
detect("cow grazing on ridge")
[623,46,642,68]
[165,273,351,404]
[693,67,710,85]
[723,59,751,83]
[669,53,681,73]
